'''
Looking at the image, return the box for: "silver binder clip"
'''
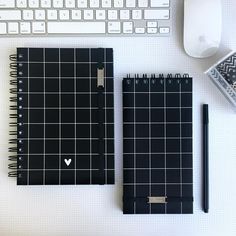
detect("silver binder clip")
[97,67,104,88]
[148,196,167,204]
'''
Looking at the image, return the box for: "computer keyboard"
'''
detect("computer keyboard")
[0,0,171,36]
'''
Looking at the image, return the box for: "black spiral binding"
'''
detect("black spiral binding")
[127,73,190,79]
[8,54,22,178]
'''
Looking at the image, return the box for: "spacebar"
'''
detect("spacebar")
[48,22,106,34]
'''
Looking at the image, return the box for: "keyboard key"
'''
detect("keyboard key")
[20,22,31,34]
[78,0,87,8]
[123,22,133,34]
[147,27,157,34]
[151,0,169,7]
[90,0,99,8]
[159,27,170,34]
[126,0,135,8]
[96,10,105,20]
[65,0,75,8]
[114,0,123,8]
[84,10,94,20]
[108,21,120,33]
[108,10,117,20]
[147,21,157,27]
[102,0,111,8]
[53,0,63,8]
[135,27,145,33]
[23,10,33,20]
[132,10,142,20]
[0,11,21,21]
[138,0,148,7]
[0,22,6,34]
[48,22,106,33]
[32,22,46,33]
[144,10,169,20]
[47,10,57,20]
[41,0,51,8]
[35,10,46,20]
[59,10,70,20]
[17,0,27,8]
[120,10,130,20]
[29,0,39,8]
[72,10,81,20]
[8,22,19,34]
[0,0,15,8]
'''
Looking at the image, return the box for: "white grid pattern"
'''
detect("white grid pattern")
[148,79,152,213]
[124,122,191,124]
[19,169,115,171]
[123,92,192,94]
[123,77,193,214]
[104,48,107,184]
[123,107,192,109]
[164,78,167,213]
[74,48,77,184]
[179,80,183,213]
[22,107,114,111]
[123,137,192,140]
[124,152,192,155]
[89,48,92,184]
[43,48,46,185]
[134,79,136,214]
[17,48,114,185]
[15,76,113,79]
[17,62,113,64]
[23,122,114,124]
[27,48,30,185]
[124,167,192,170]
[21,107,114,109]
[58,48,61,184]
[20,138,115,140]
[124,183,192,185]
[19,92,114,94]
[19,153,114,156]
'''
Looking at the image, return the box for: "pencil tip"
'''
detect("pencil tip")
[204,209,209,213]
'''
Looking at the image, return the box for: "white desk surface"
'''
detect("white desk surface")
[0,1,236,235]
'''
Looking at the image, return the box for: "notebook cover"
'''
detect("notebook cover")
[122,75,193,214]
[13,48,114,185]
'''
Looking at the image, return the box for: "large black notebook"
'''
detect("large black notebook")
[9,48,114,185]
[123,75,193,214]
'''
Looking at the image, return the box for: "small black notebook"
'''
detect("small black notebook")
[123,74,193,214]
[9,48,114,185]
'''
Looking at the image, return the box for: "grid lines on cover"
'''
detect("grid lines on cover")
[16,47,114,185]
[123,75,193,214]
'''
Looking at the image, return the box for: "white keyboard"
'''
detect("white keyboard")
[0,0,171,36]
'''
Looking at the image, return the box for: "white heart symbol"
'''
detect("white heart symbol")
[64,159,72,166]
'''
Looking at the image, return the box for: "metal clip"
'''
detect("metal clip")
[97,67,104,88]
[148,196,167,204]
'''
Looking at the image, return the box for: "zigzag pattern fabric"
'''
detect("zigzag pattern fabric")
[217,53,236,89]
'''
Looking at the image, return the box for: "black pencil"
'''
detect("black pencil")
[203,104,209,213]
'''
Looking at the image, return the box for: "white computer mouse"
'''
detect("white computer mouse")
[184,0,222,58]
